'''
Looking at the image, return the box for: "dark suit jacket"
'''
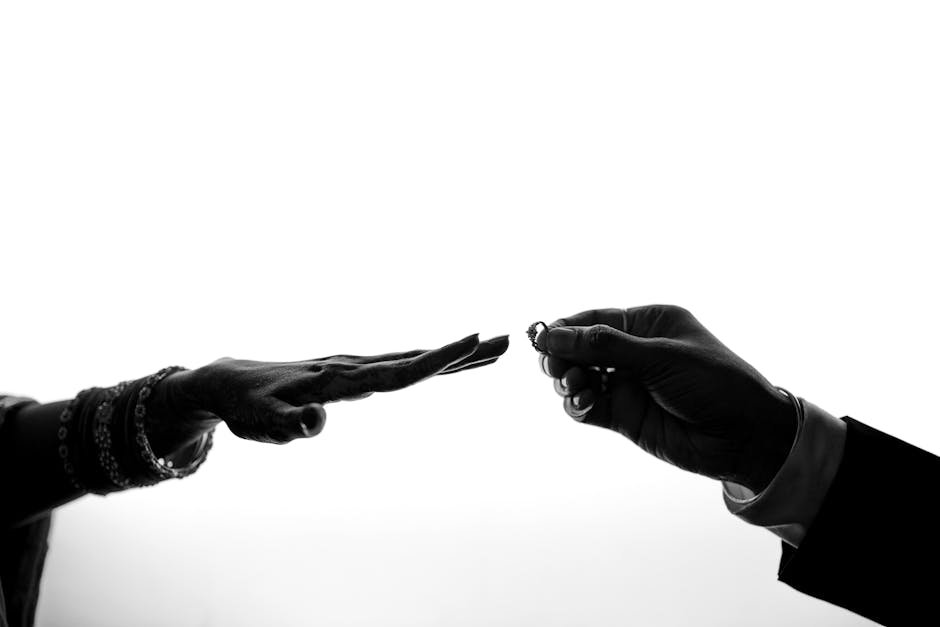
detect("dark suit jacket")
[778,418,939,626]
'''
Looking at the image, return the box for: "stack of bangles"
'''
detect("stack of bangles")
[57,366,213,495]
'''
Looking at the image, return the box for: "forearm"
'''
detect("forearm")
[0,399,78,527]
[0,370,216,528]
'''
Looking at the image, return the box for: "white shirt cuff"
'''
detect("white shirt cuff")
[722,396,847,547]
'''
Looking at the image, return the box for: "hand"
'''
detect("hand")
[165,333,508,445]
[535,306,796,493]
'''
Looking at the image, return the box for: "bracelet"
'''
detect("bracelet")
[93,381,134,491]
[775,386,806,430]
[58,387,98,492]
[130,366,212,483]
[59,366,214,492]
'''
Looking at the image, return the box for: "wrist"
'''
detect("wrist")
[739,388,800,493]
[723,398,846,547]
[146,369,219,458]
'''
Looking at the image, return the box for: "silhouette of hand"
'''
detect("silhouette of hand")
[172,333,508,444]
[536,306,795,492]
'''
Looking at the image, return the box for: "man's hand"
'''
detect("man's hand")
[162,333,509,445]
[536,306,796,493]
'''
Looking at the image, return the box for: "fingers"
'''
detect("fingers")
[577,393,613,429]
[306,332,504,403]
[328,334,507,375]
[441,335,509,375]
[539,354,570,378]
[538,305,701,345]
[572,375,667,446]
[564,388,598,421]
[227,399,327,444]
[539,324,664,372]
[535,311,626,353]
[319,349,427,366]
[541,350,598,421]
[438,357,499,376]
[321,333,480,401]
[553,366,591,397]
[290,402,328,438]
[388,332,482,382]
[561,368,603,420]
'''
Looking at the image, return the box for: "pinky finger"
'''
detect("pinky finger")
[564,390,595,421]
[566,390,618,432]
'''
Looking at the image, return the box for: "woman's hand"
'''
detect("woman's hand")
[535,306,796,493]
[160,333,508,446]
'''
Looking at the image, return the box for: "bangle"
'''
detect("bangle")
[131,366,212,483]
[111,377,162,488]
[58,387,97,492]
[93,381,134,491]
[59,367,213,492]
[775,386,806,433]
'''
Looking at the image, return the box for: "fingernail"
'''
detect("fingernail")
[547,327,577,353]
[299,405,326,437]
[539,355,551,376]
[575,390,594,408]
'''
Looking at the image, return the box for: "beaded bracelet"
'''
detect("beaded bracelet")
[93,381,135,490]
[59,367,214,492]
[58,387,98,492]
[111,376,162,488]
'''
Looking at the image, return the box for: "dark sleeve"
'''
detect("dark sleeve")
[777,417,939,626]
[0,395,53,627]
[0,515,51,627]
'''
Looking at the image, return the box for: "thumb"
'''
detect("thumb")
[540,324,662,372]
[284,402,328,440]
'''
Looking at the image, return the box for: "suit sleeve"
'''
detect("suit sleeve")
[777,417,939,626]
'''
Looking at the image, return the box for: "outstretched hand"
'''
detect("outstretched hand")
[535,306,796,492]
[168,333,509,445]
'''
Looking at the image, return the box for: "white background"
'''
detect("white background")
[2,2,937,625]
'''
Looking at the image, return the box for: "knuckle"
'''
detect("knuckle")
[267,425,292,444]
[587,324,613,349]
